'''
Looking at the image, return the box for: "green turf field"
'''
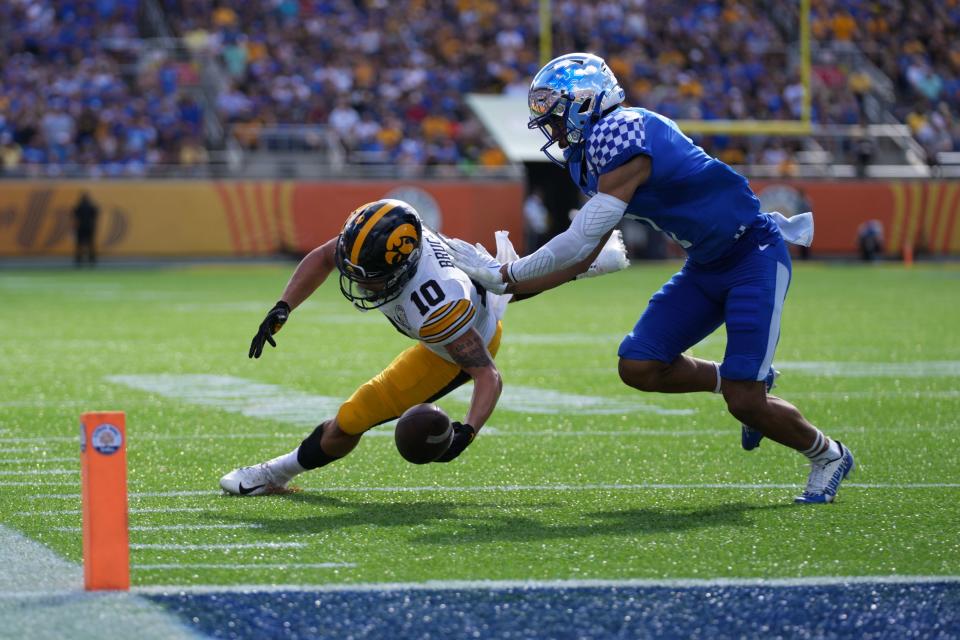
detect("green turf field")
[1,262,959,587]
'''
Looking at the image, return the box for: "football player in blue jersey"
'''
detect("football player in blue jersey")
[450,53,854,504]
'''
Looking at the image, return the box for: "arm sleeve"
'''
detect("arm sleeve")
[507,192,628,283]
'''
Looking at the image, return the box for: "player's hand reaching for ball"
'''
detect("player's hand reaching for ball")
[434,422,476,462]
[249,300,291,359]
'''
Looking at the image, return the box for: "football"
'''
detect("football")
[395,403,453,464]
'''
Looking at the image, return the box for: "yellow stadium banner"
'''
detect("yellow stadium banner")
[0,181,240,256]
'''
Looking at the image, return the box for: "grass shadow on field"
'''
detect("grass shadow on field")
[410,502,793,545]
[208,492,566,535]
[210,493,790,544]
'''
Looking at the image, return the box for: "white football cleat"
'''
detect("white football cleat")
[220,462,291,496]
[794,442,855,504]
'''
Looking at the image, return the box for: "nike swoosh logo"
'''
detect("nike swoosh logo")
[238,482,265,495]
[758,244,769,251]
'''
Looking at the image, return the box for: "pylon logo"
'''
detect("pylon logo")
[91,424,123,455]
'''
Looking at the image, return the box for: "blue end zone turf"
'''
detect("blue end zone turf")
[147,581,960,639]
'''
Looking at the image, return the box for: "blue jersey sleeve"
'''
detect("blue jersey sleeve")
[586,109,650,175]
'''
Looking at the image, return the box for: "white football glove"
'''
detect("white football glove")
[576,230,631,280]
[439,235,508,293]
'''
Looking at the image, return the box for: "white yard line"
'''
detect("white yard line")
[130,574,960,596]
[129,507,211,514]
[14,507,211,517]
[53,524,264,533]
[131,542,306,551]
[3,420,959,448]
[789,390,960,399]
[4,421,958,449]
[0,457,78,464]
[107,373,695,419]
[0,481,77,487]
[135,562,355,570]
[0,468,76,476]
[26,481,960,501]
[0,525,200,638]
[778,360,960,377]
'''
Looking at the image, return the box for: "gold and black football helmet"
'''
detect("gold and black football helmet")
[335,199,423,310]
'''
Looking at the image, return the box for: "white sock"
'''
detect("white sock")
[712,362,722,393]
[267,449,306,483]
[801,431,841,463]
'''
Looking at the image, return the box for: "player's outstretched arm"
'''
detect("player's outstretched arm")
[248,237,337,358]
[508,230,613,297]
[278,237,338,310]
[434,328,502,462]
[503,155,650,288]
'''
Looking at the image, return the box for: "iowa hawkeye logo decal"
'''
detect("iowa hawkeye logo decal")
[385,223,418,265]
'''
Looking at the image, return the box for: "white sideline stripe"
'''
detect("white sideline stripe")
[107,373,694,419]
[790,390,960,399]
[778,360,960,377]
[0,525,200,639]
[53,524,264,533]
[130,574,960,596]
[0,433,303,443]
[0,457,77,464]
[131,542,306,550]
[0,468,76,476]
[14,507,210,517]
[0,420,960,444]
[27,482,960,500]
[0,448,43,453]
[130,507,210,514]
[135,563,356,571]
[507,332,627,345]
[0,400,88,408]
[0,481,77,487]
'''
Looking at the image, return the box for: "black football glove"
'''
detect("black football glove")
[248,300,290,359]
[434,422,476,463]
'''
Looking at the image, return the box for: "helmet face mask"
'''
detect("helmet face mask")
[527,53,626,167]
[335,200,423,311]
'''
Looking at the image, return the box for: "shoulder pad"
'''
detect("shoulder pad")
[587,109,647,174]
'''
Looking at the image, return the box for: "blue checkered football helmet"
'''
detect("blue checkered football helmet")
[528,53,626,167]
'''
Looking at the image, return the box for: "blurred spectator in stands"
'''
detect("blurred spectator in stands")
[856,220,885,261]
[854,134,875,178]
[72,192,100,267]
[0,133,23,175]
[522,188,550,252]
[7,0,960,174]
[179,136,210,167]
[848,70,872,121]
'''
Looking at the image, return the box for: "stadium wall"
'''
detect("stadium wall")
[1,180,958,258]
[750,180,960,256]
[0,180,524,257]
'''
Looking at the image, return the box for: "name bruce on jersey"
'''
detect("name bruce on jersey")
[426,236,455,268]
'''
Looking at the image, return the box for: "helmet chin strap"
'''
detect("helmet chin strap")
[588,90,607,126]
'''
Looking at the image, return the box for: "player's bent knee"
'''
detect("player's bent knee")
[722,383,766,423]
[618,358,668,392]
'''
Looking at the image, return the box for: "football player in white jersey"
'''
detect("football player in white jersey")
[221,198,625,495]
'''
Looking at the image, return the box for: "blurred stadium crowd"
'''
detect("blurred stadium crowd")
[1,0,958,176]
